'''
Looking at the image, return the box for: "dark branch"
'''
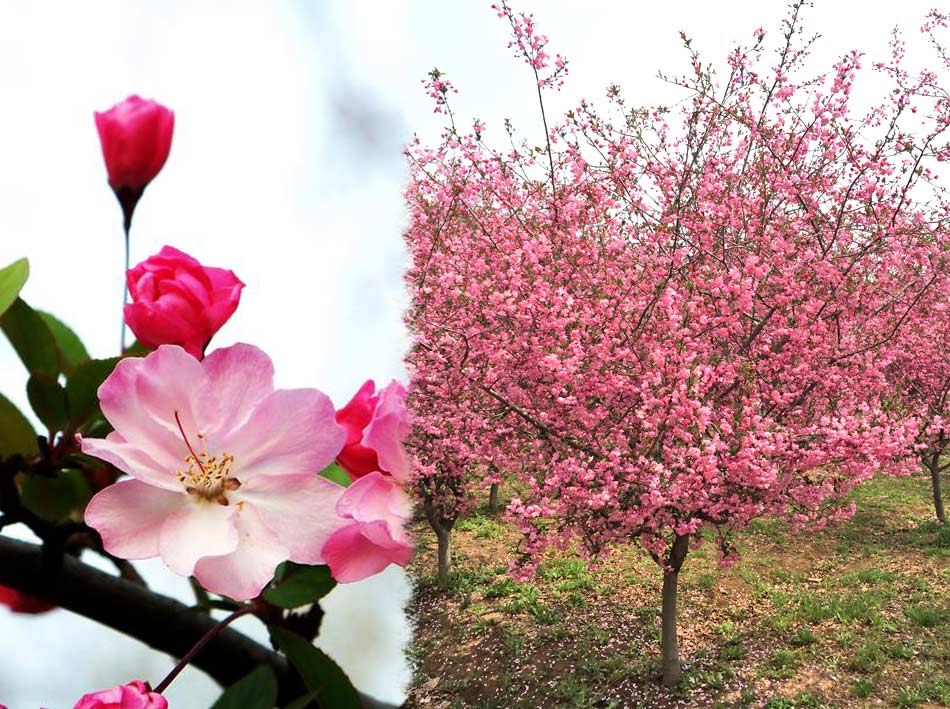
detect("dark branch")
[0,535,300,700]
[0,536,398,708]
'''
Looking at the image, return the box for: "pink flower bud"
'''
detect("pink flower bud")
[95,95,174,230]
[124,246,244,359]
[73,681,167,709]
[0,585,55,614]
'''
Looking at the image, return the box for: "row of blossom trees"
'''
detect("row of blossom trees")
[1,96,412,707]
[405,1,949,686]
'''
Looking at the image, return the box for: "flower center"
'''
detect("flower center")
[174,410,240,505]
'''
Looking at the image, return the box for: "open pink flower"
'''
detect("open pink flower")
[125,246,244,360]
[73,680,167,709]
[322,472,413,583]
[335,380,412,483]
[81,344,347,600]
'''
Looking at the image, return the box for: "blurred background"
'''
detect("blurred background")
[0,1,938,706]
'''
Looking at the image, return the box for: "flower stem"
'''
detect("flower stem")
[154,604,256,694]
[120,223,130,355]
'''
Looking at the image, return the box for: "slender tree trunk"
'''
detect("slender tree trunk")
[488,483,500,513]
[423,496,456,585]
[435,527,452,584]
[661,533,690,687]
[929,449,946,524]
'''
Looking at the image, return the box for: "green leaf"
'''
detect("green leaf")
[27,373,69,433]
[66,357,120,431]
[271,628,361,709]
[38,311,89,372]
[283,690,320,709]
[0,391,38,457]
[0,258,28,318]
[210,665,277,709]
[1,298,60,377]
[122,340,151,357]
[263,563,336,609]
[19,469,91,523]
[318,462,352,488]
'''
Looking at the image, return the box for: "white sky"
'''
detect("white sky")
[0,1,941,706]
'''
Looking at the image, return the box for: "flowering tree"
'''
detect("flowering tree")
[0,96,412,708]
[881,12,950,525]
[405,2,949,686]
[889,279,949,523]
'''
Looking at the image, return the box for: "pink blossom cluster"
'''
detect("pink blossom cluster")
[405,4,948,572]
[492,1,568,89]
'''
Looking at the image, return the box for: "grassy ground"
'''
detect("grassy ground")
[403,475,950,708]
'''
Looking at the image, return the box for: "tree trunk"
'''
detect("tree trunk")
[929,449,946,524]
[423,496,456,585]
[488,483,500,513]
[435,527,452,584]
[661,533,690,687]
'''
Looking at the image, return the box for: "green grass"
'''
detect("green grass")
[852,678,875,698]
[904,604,947,627]
[409,473,950,709]
[796,589,891,624]
[791,627,817,646]
[845,641,885,674]
[838,568,896,586]
[762,649,800,680]
[720,642,748,661]
[456,514,508,539]
[895,676,950,707]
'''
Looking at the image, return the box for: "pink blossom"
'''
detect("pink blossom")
[72,681,167,709]
[322,472,413,583]
[81,344,347,601]
[125,246,244,360]
[335,380,412,483]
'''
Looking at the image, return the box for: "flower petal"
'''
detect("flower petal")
[240,473,344,565]
[84,479,183,560]
[79,432,180,492]
[199,344,275,434]
[322,522,413,583]
[337,472,413,524]
[158,501,238,576]
[193,505,288,601]
[97,345,203,470]
[225,389,345,478]
[362,380,413,482]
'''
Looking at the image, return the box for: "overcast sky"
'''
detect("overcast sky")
[0,1,941,707]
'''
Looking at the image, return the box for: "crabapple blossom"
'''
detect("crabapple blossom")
[335,379,412,483]
[124,246,244,359]
[81,343,347,601]
[72,681,167,709]
[322,472,413,583]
